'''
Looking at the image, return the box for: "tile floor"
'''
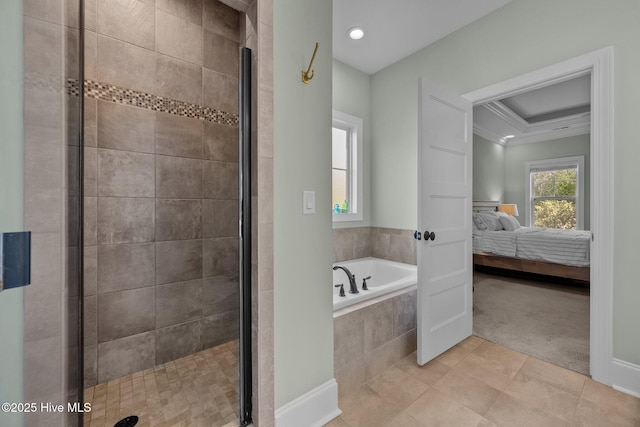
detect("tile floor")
[84,341,239,427]
[326,336,640,427]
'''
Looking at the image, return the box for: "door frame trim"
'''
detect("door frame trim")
[463,47,614,385]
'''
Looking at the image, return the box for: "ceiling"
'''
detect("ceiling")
[473,74,591,146]
[333,0,512,75]
[332,0,590,146]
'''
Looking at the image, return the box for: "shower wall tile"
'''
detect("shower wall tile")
[97,149,155,197]
[97,197,155,244]
[84,345,98,388]
[85,0,97,31]
[84,196,97,246]
[157,0,203,26]
[24,233,63,342]
[25,17,63,76]
[97,331,156,383]
[97,243,155,293]
[24,83,62,129]
[156,10,203,66]
[97,0,155,50]
[203,161,238,199]
[97,35,155,94]
[24,336,63,401]
[97,101,155,153]
[84,245,98,296]
[156,155,203,199]
[203,237,239,277]
[203,0,240,41]
[203,30,239,77]
[155,320,203,365]
[98,286,156,342]
[155,199,202,241]
[87,0,242,384]
[204,121,238,162]
[202,310,239,348]
[203,68,238,114]
[84,30,97,80]
[155,112,203,159]
[84,296,98,346]
[203,275,239,317]
[202,199,238,238]
[155,279,203,328]
[84,98,97,147]
[156,54,203,105]
[84,147,98,197]
[25,0,62,24]
[155,239,203,284]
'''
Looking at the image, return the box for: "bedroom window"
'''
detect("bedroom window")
[525,156,584,230]
[332,110,363,222]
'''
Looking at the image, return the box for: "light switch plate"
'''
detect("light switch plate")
[303,191,315,214]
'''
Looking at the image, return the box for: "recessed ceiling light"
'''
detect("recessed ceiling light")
[504,135,515,139]
[348,27,365,40]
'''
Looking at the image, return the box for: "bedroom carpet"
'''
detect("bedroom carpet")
[473,273,590,375]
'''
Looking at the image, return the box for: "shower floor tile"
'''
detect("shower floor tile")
[84,340,239,427]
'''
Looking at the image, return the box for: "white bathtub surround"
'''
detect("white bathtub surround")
[332,258,417,310]
[274,379,341,427]
[333,258,417,401]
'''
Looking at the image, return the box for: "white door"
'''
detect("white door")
[417,77,473,365]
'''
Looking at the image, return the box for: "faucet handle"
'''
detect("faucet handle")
[362,276,371,291]
[334,283,346,297]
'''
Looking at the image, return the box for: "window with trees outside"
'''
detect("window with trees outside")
[332,111,363,222]
[525,156,584,230]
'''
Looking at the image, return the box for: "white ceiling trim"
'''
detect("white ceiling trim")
[507,124,590,146]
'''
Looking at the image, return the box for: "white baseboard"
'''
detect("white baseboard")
[611,358,640,398]
[275,379,341,427]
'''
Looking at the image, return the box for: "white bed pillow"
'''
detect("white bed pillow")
[477,211,503,231]
[499,215,521,231]
[472,212,488,230]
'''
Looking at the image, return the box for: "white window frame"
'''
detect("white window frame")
[332,110,363,222]
[525,155,585,229]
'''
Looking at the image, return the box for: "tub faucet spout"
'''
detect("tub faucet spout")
[333,265,359,294]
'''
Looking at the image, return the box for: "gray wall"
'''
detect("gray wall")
[473,133,590,229]
[504,134,590,229]
[273,0,334,409]
[473,134,504,203]
[368,0,640,364]
[83,0,241,386]
[332,59,371,228]
[0,1,25,426]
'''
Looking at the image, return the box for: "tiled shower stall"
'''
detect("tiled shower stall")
[19,0,275,423]
[82,0,242,386]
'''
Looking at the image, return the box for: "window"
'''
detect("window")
[332,111,363,222]
[525,156,584,229]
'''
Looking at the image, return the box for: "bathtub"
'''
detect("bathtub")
[333,257,417,310]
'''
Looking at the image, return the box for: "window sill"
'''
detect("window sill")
[333,212,363,222]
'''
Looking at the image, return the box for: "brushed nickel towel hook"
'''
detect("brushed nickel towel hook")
[302,42,319,84]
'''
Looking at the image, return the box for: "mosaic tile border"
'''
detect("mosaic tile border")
[67,78,239,127]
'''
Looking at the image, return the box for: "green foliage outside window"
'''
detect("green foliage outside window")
[534,200,576,229]
[532,168,577,229]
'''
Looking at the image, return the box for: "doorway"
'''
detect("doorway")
[464,47,614,384]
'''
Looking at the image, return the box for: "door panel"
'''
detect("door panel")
[417,77,473,365]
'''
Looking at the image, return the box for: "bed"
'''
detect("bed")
[472,201,590,282]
